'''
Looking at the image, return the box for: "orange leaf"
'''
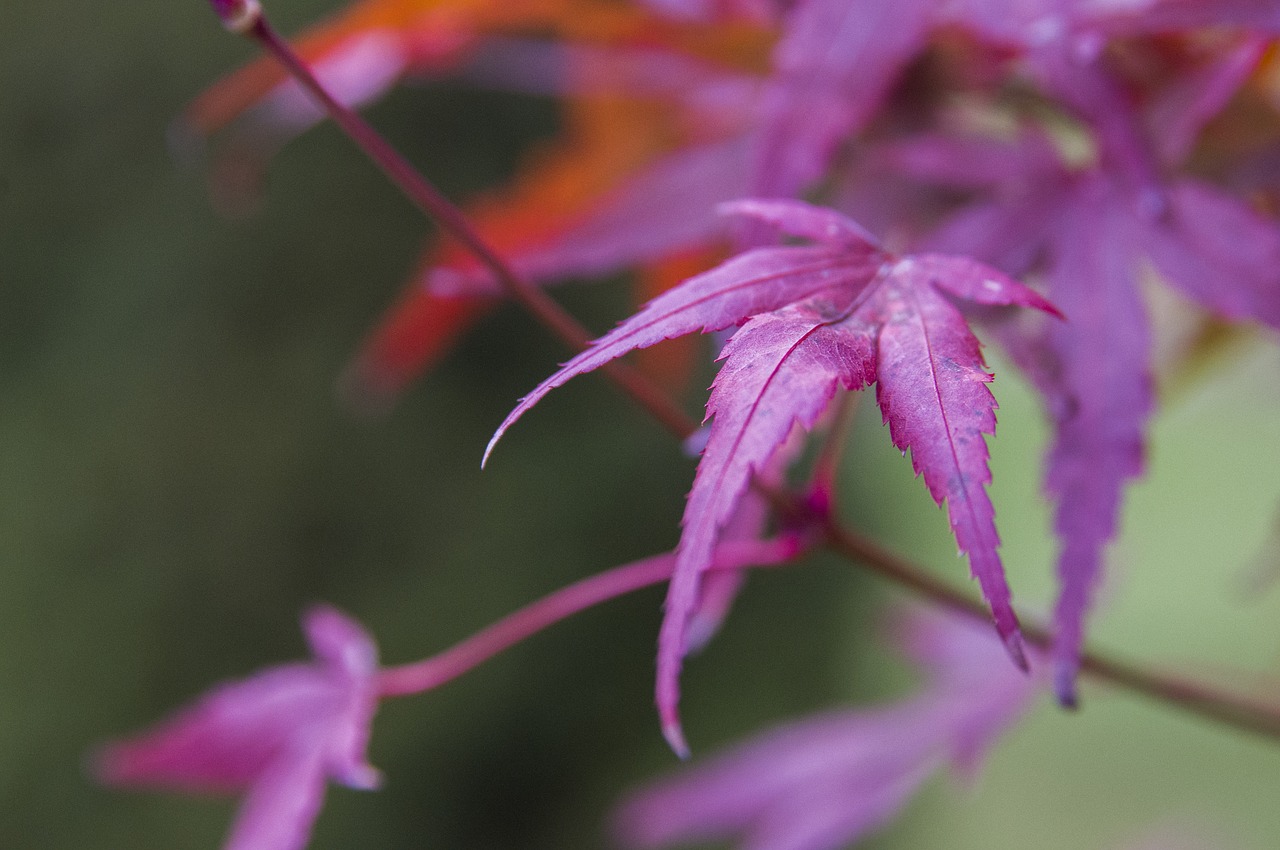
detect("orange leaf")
[341,273,497,413]
[185,0,771,136]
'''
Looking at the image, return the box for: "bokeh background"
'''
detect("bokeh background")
[5,2,1280,849]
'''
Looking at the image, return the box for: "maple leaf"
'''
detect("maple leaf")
[907,38,1280,701]
[615,607,1042,850]
[95,606,382,850]
[341,286,498,409]
[191,0,768,404]
[184,0,772,141]
[342,91,690,406]
[1143,34,1270,167]
[749,0,934,199]
[919,147,1163,709]
[345,125,753,405]
[632,249,729,393]
[741,0,1151,203]
[1021,28,1280,705]
[1116,0,1280,33]
[487,199,1059,753]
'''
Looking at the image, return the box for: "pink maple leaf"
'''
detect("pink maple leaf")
[613,607,1043,850]
[750,0,934,199]
[922,158,1163,708]
[487,199,1059,754]
[94,606,381,850]
[910,37,1280,703]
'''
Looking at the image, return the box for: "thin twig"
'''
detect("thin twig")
[823,519,1280,741]
[241,11,698,441]
[377,538,801,698]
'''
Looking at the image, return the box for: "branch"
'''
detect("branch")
[377,538,802,698]
[207,0,698,442]
[822,518,1280,742]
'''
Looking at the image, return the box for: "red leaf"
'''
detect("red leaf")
[341,284,497,414]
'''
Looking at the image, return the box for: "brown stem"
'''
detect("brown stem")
[823,519,1280,741]
[241,14,698,441]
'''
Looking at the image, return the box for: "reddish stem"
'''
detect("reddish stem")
[378,538,801,697]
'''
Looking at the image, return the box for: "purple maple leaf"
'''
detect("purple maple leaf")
[427,137,752,299]
[686,425,808,655]
[94,606,381,850]
[488,199,1058,754]
[613,607,1042,850]
[750,0,933,199]
[908,37,1280,702]
[1144,35,1269,166]
[1037,180,1154,705]
[1114,0,1280,33]
[742,0,1179,204]
[922,162,1156,707]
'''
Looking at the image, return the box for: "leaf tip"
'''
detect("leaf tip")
[1041,299,1067,321]
[662,720,691,761]
[481,433,501,469]
[1054,662,1080,709]
[1002,627,1030,673]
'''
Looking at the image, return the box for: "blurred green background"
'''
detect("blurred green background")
[4,2,1280,849]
